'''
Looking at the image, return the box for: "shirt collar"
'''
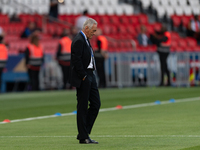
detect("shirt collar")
[80,30,87,40]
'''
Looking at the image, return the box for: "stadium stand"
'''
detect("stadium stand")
[0,0,200,55]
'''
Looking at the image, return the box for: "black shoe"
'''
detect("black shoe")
[79,138,98,144]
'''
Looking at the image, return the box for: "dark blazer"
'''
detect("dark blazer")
[137,34,152,46]
[70,32,92,88]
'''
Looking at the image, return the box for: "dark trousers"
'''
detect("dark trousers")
[0,68,3,91]
[60,65,70,89]
[96,60,106,88]
[76,70,101,140]
[28,69,40,91]
[158,52,170,85]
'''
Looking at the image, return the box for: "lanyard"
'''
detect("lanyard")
[80,31,96,70]
[80,31,94,56]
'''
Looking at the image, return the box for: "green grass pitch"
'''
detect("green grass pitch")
[1,87,200,150]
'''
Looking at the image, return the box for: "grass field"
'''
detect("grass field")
[1,87,200,150]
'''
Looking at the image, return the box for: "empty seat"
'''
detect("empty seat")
[141,0,151,9]
[171,15,181,27]
[118,25,127,35]
[178,0,187,6]
[181,16,191,27]
[156,7,166,19]
[88,7,97,15]
[114,6,124,15]
[189,0,199,6]
[109,0,118,6]
[192,7,200,15]
[174,7,184,15]
[100,0,109,6]
[138,14,148,24]
[110,16,120,24]
[97,6,106,15]
[183,6,192,16]
[126,25,137,37]
[105,6,115,15]
[122,4,134,15]
[160,0,169,6]
[165,7,174,18]
[169,0,178,6]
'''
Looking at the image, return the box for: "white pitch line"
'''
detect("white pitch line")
[0,97,200,125]
[1,135,200,138]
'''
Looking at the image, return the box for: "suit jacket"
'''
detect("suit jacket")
[70,32,93,88]
[137,34,152,46]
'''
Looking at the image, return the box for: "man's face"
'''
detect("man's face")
[86,24,97,39]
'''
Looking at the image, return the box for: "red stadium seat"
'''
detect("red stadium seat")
[100,16,110,24]
[126,25,137,37]
[0,14,9,24]
[186,37,197,48]
[118,25,127,35]
[146,25,155,35]
[138,14,148,25]
[181,15,192,28]
[178,38,191,51]
[128,15,139,25]
[153,23,162,32]
[171,32,180,40]
[110,15,120,24]
[120,15,130,25]
[102,25,112,35]
[171,15,181,27]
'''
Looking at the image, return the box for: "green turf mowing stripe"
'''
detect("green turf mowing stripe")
[0,96,200,125]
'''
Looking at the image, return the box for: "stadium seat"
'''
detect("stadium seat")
[171,32,180,40]
[138,14,148,24]
[156,6,166,19]
[160,0,169,6]
[174,7,184,16]
[169,0,178,6]
[129,15,139,25]
[0,14,9,24]
[171,15,181,27]
[109,0,119,6]
[106,6,115,15]
[110,15,120,24]
[146,25,154,35]
[153,23,161,31]
[88,7,97,15]
[183,6,192,16]
[100,15,110,24]
[189,0,200,6]
[186,38,197,49]
[100,0,109,6]
[181,16,191,27]
[118,25,127,35]
[97,6,106,15]
[126,25,137,37]
[141,0,151,9]
[122,4,134,15]
[114,6,124,15]
[165,7,174,18]
[171,40,178,51]
[178,38,187,49]
[178,0,187,6]
[192,7,200,15]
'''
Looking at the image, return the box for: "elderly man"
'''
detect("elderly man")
[70,18,101,144]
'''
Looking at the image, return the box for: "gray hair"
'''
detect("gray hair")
[82,18,97,30]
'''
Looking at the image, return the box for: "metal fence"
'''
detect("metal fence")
[105,52,200,88]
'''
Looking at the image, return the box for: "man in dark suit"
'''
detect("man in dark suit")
[137,25,151,46]
[70,18,100,144]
